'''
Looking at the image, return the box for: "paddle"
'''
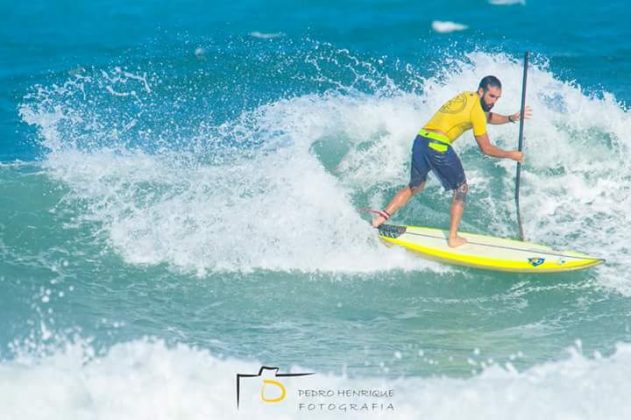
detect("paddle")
[515,51,529,241]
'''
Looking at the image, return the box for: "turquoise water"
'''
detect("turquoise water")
[2,1,631,418]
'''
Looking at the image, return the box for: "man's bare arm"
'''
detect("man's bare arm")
[474,133,524,162]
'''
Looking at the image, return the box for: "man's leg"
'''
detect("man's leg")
[371,181,425,228]
[447,182,468,247]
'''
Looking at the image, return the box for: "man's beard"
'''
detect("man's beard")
[480,98,494,112]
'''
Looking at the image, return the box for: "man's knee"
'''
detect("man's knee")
[409,181,426,195]
[453,182,468,203]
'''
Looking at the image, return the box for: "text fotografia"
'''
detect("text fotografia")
[299,402,395,413]
[297,388,395,412]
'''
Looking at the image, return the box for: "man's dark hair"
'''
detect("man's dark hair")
[478,76,502,91]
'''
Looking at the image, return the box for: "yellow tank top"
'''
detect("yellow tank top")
[422,91,488,143]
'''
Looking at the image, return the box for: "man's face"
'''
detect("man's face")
[478,86,502,111]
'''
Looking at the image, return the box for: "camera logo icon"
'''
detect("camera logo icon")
[236,366,314,409]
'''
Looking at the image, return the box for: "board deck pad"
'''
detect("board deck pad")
[378,224,604,273]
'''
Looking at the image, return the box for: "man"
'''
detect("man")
[371,76,530,248]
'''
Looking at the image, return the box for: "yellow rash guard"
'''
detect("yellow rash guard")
[422,91,488,143]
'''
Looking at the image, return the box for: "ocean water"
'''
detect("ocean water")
[2,0,631,418]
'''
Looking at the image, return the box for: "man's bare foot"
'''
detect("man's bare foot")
[371,215,386,228]
[448,236,468,248]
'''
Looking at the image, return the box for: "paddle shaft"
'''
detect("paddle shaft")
[515,51,529,241]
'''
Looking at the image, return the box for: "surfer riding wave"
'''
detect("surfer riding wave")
[372,76,531,247]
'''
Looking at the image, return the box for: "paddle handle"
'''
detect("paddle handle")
[515,51,529,241]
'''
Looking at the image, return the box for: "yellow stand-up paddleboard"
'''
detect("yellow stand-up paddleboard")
[378,224,604,273]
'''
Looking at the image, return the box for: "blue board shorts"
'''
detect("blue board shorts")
[409,134,467,190]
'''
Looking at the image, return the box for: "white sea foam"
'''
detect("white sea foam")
[489,0,526,5]
[1,338,631,419]
[431,21,468,33]
[20,82,441,275]
[249,31,284,39]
